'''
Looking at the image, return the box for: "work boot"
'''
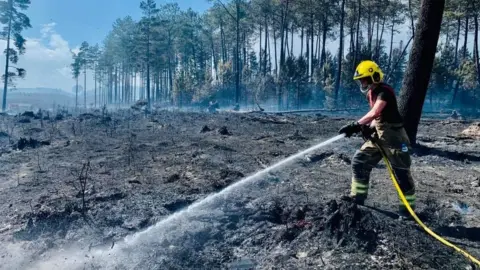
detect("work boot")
[340,195,365,205]
[398,205,415,220]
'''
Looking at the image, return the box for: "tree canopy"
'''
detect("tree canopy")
[71,0,478,113]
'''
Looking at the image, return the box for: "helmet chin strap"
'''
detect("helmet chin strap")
[360,85,371,95]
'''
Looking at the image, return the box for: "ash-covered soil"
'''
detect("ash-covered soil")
[0,110,479,270]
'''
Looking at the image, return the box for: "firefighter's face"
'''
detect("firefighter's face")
[359,78,370,89]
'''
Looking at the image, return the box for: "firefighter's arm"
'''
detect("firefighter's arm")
[357,99,387,125]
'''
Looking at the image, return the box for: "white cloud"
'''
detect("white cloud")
[0,22,89,92]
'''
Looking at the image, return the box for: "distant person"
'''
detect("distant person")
[233,103,240,111]
[338,60,416,218]
[208,100,219,113]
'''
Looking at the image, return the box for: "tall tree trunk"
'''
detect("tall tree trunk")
[377,16,386,60]
[334,0,346,107]
[399,0,445,145]
[463,16,469,59]
[388,22,395,73]
[76,77,79,110]
[108,68,113,104]
[264,17,268,76]
[350,23,355,56]
[454,17,461,66]
[285,24,290,57]
[235,2,240,104]
[375,15,380,60]
[306,30,310,65]
[259,23,262,75]
[84,66,87,109]
[279,1,288,75]
[267,28,271,75]
[367,12,372,57]
[290,26,294,56]
[210,32,218,80]
[168,56,173,102]
[2,0,13,112]
[320,22,327,67]
[315,28,320,60]
[274,28,278,77]
[354,0,361,71]
[115,66,118,103]
[475,14,480,85]
[147,31,151,109]
[94,64,97,108]
[134,72,137,102]
[220,20,226,63]
[310,13,314,81]
[243,30,247,75]
[408,0,415,36]
[453,16,470,106]
[300,27,304,57]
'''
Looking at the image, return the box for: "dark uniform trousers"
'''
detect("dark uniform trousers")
[350,122,416,212]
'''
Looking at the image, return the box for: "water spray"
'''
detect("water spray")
[25,134,346,270]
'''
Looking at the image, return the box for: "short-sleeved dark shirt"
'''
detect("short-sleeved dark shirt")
[370,84,403,124]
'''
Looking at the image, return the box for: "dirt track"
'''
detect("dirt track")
[0,110,479,269]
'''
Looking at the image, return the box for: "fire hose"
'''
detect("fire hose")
[368,137,480,266]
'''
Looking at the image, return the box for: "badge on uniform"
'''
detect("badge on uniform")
[401,143,408,152]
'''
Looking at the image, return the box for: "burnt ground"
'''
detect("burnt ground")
[0,110,479,270]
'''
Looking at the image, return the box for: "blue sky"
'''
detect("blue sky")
[24,0,212,46]
[0,0,213,91]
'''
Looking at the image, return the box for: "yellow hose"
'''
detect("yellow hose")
[375,142,480,266]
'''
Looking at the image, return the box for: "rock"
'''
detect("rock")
[16,138,51,150]
[128,180,142,185]
[296,251,308,259]
[0,225,12,233]
[447,185,464,194]
[18,117,31,123]
[218,126,231,135]
[131,100,148,111]
[122,217,150,231]
[200,125,211,133]
[79,113,97,120]
[55,114,64,121]
[460,122,480,139]
[21,111,35,118]
[305,152,334,163]
[166,173,180,183]
[164,199,194,212]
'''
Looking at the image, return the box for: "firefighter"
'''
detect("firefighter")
[338,60,415,217]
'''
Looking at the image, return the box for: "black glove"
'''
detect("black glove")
[338,122,362,137]
[360,125,376,140]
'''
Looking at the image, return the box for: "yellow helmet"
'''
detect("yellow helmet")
[353,60,384,93]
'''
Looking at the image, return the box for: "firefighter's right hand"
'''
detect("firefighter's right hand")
[338,122,362,137]
[361,125,376,140]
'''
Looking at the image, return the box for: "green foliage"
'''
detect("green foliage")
[456,60,478,91]
[81,0,480,110]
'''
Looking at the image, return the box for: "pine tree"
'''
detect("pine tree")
[71,53,82,110]
[0,0,31,111]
